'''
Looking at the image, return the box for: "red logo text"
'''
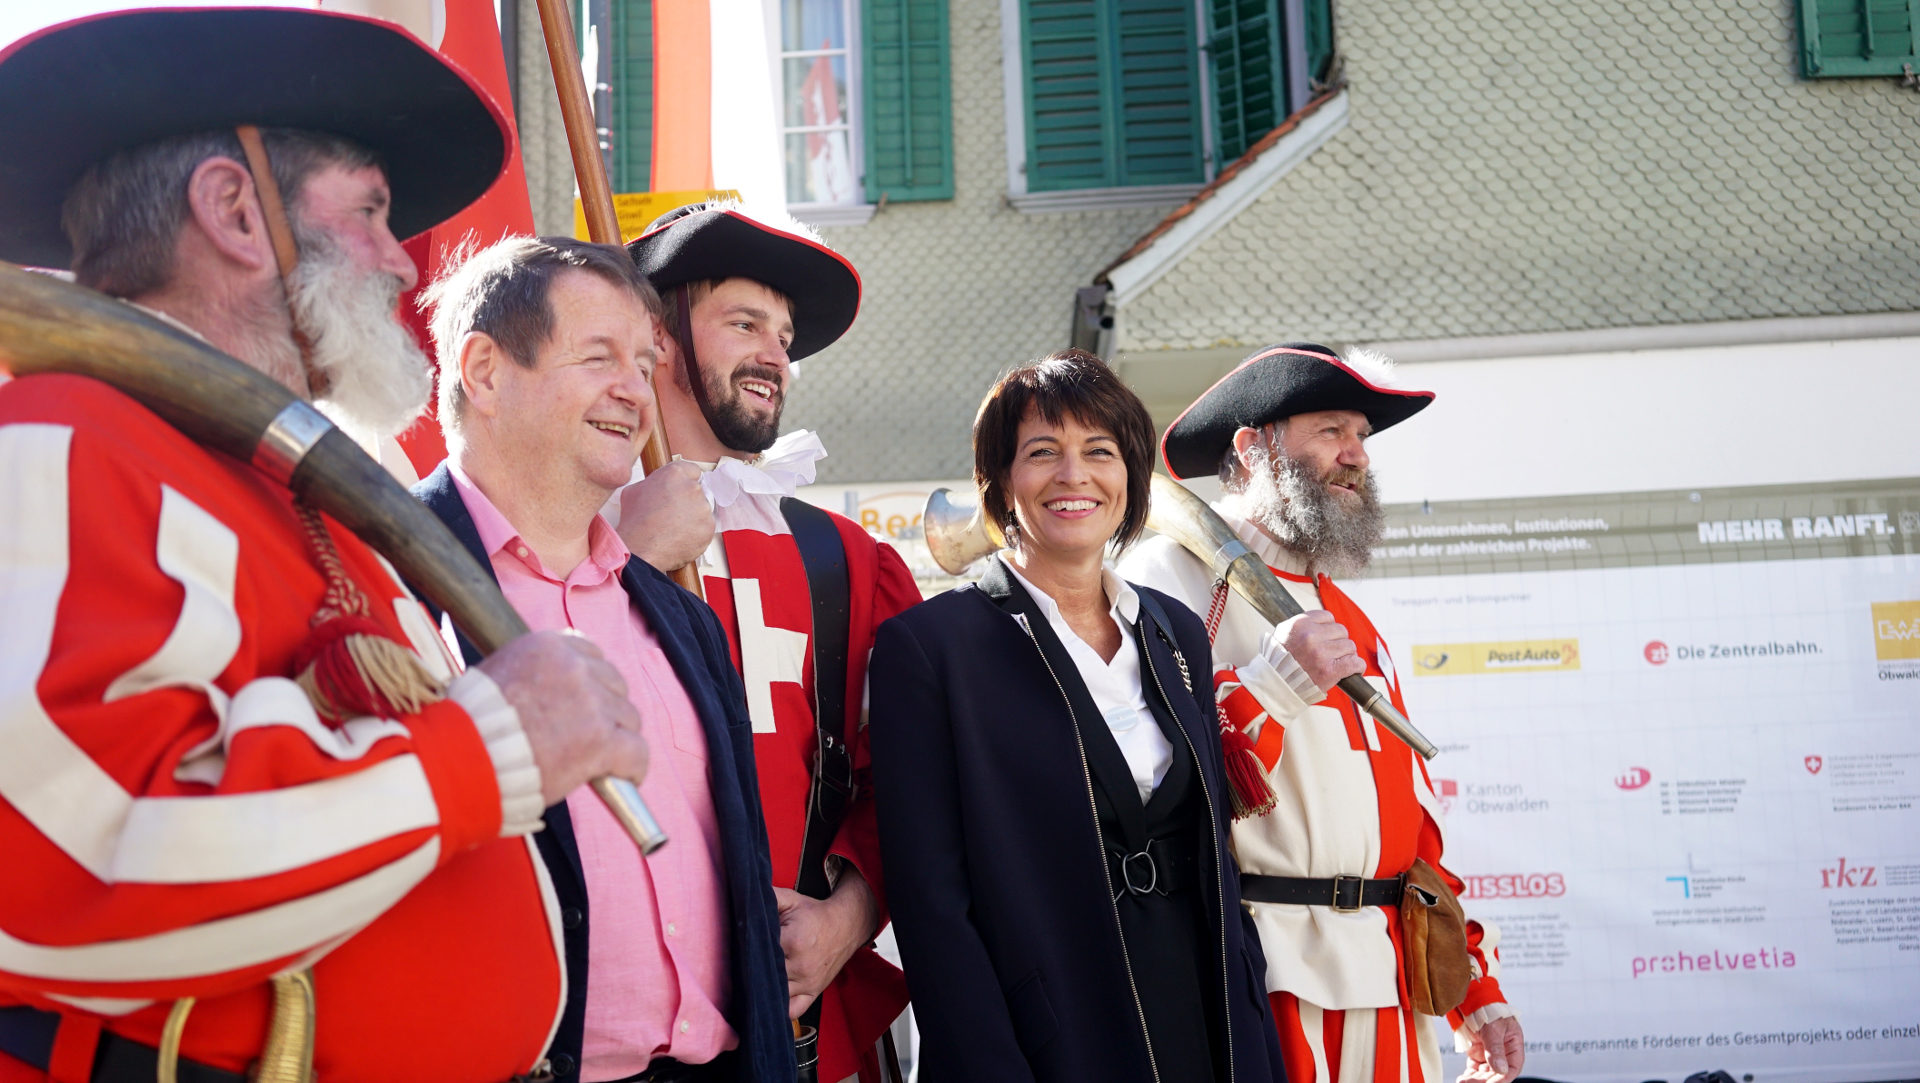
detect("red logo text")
[1822,857,1877,889]
[1462,872,1566,900]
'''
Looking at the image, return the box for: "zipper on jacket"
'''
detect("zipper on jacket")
[1143,620,1236,1083]
[1017,618,1162,1083]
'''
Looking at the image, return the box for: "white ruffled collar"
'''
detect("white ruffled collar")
[692,429,829,506]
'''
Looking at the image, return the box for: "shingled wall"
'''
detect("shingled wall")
[1116,0,1920,351]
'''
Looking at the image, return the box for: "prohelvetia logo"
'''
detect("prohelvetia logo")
[1412,639,1580,676]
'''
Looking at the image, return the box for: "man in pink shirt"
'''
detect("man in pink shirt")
[411,236,793,1083]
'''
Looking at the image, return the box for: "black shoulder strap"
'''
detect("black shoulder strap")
[779,497,853,902]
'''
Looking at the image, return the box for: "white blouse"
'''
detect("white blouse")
[1000,555,1174,804]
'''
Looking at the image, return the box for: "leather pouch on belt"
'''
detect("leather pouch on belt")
[1400,858,1473,1016]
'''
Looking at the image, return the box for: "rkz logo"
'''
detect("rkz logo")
[1644,641,1670,665]
[1822,857,1877,888]
[1805,756,1823,775]
[1615,767,1652,790]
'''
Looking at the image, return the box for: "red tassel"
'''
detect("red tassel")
[1221,723,1278,820]
[293,614,390,723]
[286,502,444,725]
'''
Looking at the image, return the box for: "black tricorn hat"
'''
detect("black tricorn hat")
[1160,342,1435,480]
[626,205,861,362]
[0,6,512,269]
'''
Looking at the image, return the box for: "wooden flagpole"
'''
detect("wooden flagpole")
[534,0,704,597]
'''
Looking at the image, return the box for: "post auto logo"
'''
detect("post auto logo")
[1462,872,1566,900]
[1644,641,1670,665]
[1411,639,1579,676]
[1615,766,1652,790]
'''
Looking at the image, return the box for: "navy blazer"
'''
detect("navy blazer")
[869,560,1286,1083]
[412,464,794,1083]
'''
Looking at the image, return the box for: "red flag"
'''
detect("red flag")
[321,0,538,477]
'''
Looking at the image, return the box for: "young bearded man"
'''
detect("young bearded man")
[619,205,919,1083]
[1118,344,1525,1083]
[413,236,794,1083]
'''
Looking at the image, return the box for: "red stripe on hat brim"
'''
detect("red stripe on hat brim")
[1157,345,1436,478]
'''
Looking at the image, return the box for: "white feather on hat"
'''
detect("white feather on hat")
[696,197,828,248]
[1341,345,1403,389]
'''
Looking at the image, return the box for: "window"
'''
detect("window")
[1799,0,1919,77]
[1008,0,1334,202]
[777,0,861,205]
[771,0,954,212]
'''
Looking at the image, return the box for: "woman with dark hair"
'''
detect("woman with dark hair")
[869,350,1285,1083]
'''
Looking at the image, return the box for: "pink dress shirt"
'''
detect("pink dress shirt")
[451,466,736,1081]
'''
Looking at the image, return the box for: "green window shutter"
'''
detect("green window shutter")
[1304,0,1333,85]
[1114,0,1206,184]
[609,0,653,192]
[862,0,954,201]
[1021,0,1203,192]
[1024,0,1110,190]
[1206,0,1282,164]
[1801,0,1920,77]
[1207,0,1335,163]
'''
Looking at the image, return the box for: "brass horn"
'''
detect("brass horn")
[923,486,1005,575]
[920,474,1438,759]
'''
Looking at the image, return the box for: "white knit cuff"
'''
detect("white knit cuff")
[449,669,546,837]
[1268,638,1333,702]
[1452,1002,1519,1049]
[1235,648,1326,726]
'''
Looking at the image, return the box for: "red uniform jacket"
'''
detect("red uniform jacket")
[701,500,919,1083]
[0,376,563,1083]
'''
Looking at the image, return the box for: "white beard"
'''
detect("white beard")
[288,231,431,443]
[1231,445,1384,579]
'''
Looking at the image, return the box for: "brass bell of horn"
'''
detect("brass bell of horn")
[922,488,1005,575]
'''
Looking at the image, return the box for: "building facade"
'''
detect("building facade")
[509,0,1920,556]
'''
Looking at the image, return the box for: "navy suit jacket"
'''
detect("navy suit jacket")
[412,464,794,1083]
[870,560,1286,1083]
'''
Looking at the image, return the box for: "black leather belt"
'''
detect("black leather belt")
[1241,873,1405,913]
[0,1006,246,1083]
[1107,835,1199,898]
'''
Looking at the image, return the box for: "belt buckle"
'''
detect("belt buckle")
[1331,874,1364,912]
[1120,850,1160,896]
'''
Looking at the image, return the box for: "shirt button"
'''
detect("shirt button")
[666,921,677,936]
[678,1020,690,1034]
[515,545,529,558]
[561,906,583,930]
[549,1053,576,1077]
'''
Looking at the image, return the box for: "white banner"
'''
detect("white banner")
[1346,478,1920,1083]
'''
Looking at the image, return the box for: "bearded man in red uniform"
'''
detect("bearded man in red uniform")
[1119,344,1525,1083]
[0,10,649,1082]
[617,205,918,1083]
